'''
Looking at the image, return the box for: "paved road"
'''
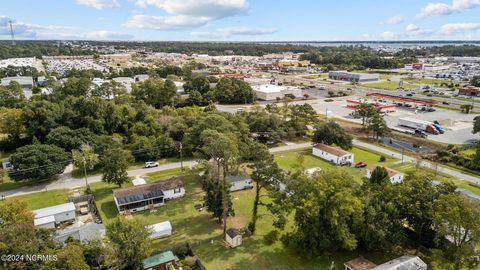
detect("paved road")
[0,143,314,198]
[353,140,480,184]
[2,140,478,198]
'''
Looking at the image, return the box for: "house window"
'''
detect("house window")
[174,188,181,194]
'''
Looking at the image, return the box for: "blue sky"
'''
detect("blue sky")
[1,0,479,41]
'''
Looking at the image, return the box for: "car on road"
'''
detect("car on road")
[355,162,367,168]
[426,94,433,97]
[442,101,450,105]
[144,161,159,168]
[406,94,413,97]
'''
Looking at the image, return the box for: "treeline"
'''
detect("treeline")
[0,41,95,59]
[397,45,480,58]
[299,46,415,70]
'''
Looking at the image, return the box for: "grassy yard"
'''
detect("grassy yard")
[362,81,404,90]
[0,189,69,210]
[301,74,328,79]
[195,175,403,270]
[274,147,396,182]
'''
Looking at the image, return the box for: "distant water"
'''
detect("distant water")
[259,41,480,49]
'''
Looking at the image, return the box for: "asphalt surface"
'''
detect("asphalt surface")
[0,143,313,198]
[2,140,479,198]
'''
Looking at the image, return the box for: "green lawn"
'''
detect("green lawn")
[362,81,405,90]
[274,147,396,183]
[88,168,223,250]
[403,78,460,88]
[0,189,69,210]
[301,74,328,79]
[195,176,402,270]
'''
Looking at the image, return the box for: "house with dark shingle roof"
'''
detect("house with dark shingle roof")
[113,178,185,214]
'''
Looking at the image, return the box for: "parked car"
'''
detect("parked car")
[355,162,367,168]
[144,161,159,168]
[406,94,413,97]
[442,101,450,105]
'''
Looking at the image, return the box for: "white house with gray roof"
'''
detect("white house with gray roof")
[227,172,253,192]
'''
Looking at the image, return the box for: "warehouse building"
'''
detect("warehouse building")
[328,71,379,82]
[253,84,303,101]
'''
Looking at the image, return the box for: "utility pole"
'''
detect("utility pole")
[179,142,184,171]
[9,20,15,45]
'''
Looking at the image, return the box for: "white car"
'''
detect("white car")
[144,161,159,168]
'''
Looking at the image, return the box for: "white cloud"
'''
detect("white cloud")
[441,23,480,34]
[125,15,211,30]
[384,15,404,25]
[135,0,247,19]
[127,0,248,30]
[76,0,120,9]
[0,15,133,40]
[417,0,480,19]
[191,26,277,39]
[379,24,433,39]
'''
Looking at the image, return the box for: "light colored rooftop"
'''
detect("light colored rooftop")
[33,202,75,219]
[34,215,56,226]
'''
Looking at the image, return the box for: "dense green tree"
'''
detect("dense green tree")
[183,73,210,94]
[473,116,480,134]
[23,100,62,141]
[42,243,90,270]
[357,104,377,127]
[54,77,92,98]
[0,107,26,140]
[91,80,127,100]
[367,113,389,140]
[46,127,96,152]
[368,166,390,184]
[312,120,353,149]
[132,78,177,108]
[359,181,404,251]
[433,193,480,270]
[248,143,284,233]
[101,147,134,187]
[398,172,456,250]
[9,144,70,181]
[105,217,152,270]
[0,81,25,108]
[214,77,255,104]
[471,76,480,87]
[282,170,363,256]
[0,199,34,226]
[72,144,99,187]
[200,129,238,236]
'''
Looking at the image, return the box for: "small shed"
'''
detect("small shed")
[33,215,56,229]
[226,228,243,248]
[142,250,178,270]
[344,257,377,270]
[148,221,172,239]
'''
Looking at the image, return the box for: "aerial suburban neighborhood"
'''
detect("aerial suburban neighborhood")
[1,1,480,270]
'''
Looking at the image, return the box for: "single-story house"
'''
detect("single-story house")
[366,166,404,184]
[227,172,254,192]
[54,223,105,243]
[226,228,243,248]
[312,144,354,166]
[142,250,179,270]
[148,221,172,239]
[33,202,76,228]
[344,255,427,270]
[113,178,185,214]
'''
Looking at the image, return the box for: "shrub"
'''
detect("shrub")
[379,155,386,162]
[184,256,197,267]
[264,230,279,245]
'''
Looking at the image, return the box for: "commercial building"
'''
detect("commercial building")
[404,63,451,71]
[33,202,76,229]
[112,178,185,214]
[458,86,480,97]
[0,76,34,89]
[312,144,354,166]
[328,71,379,83]
[253,84,303,101]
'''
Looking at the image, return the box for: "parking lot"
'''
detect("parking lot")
[293,97,479,144]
